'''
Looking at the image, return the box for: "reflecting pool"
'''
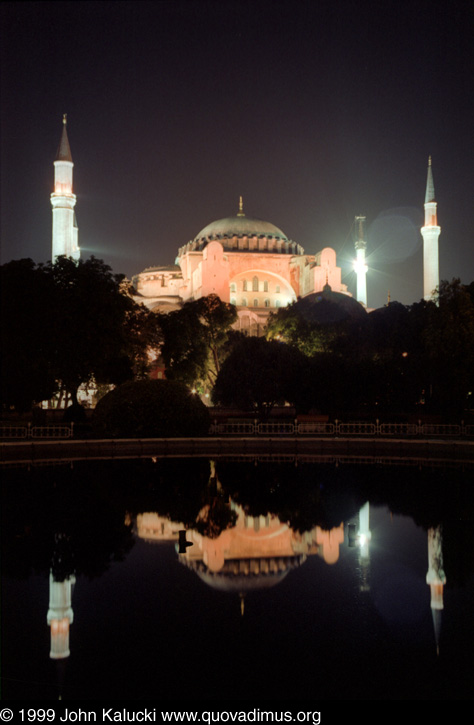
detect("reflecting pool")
[1,457,473,700]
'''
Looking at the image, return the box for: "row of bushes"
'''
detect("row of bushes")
[90,379,210,438]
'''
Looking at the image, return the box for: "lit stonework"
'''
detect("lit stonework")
[51,115,80,261]
[133,202,350,333]
[353,215,368,307]
[421,157,440,302]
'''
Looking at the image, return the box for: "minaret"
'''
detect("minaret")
[426,526,446,655]
[357,501,371,591]
[421,157,440,302]
[47,572,75,659]
[51,115,80,261]
[353,215,368,307]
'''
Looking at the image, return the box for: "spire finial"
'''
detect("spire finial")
[425,156,435,203]
[63,113,67,125]
[237,196,245,217]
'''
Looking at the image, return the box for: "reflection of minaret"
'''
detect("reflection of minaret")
[358,501,371,591]
[47,572,75,659]
[353,215,368,307]
[426,525,446,655]
[421,157,440,302]
[51,115,80,261]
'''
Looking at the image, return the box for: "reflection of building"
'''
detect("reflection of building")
[426,525,446,654]
[357,501,371,592]
[47,572,75,659]
[135,505,344,595]
[136,512,185,542]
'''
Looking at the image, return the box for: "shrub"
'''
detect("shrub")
[93,380,210,438]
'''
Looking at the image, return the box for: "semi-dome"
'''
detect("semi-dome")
[195,215,288,242]
[296,285,367,323]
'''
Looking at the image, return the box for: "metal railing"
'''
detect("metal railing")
[0,424,74,440]
[1,421,473,440]
[209,420,474,438]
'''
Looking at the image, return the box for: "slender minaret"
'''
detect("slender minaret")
[51,115,80,261]
[353,215,368,307]
[47,572,75,659]
[426,526,446,655]
[357,501,371,591]
[421,157,440,302]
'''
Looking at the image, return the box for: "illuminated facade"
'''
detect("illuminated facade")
[49,119,441,312]
[51,116,80,261]
[132,198,350,333]
[421,157,440,302]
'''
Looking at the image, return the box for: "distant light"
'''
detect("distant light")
[358,534,367,547]
[353,259,368,275]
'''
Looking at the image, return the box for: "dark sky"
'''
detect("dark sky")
[1,0,473,309]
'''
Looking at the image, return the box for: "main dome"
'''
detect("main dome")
[194,215,289,242]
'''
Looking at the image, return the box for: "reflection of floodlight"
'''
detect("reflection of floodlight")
[358,533,367,548]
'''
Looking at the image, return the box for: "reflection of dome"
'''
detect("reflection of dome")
[182,555,304,592]
[195,215,289,242]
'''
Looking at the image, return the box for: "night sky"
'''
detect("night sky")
[1,0,473,310]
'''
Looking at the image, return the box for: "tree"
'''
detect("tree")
[420,279,474,414]
[267,292,368,357]
[1,256,160,412]
[158,294,237,389]
[93,379,210,437]
[0,259,57,411]
[212,336,305,420]
[46,256,158,403]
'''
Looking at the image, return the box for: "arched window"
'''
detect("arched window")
[264,299,270,308]
[242,298,248,307]
[275,300,281,308]
[243,280,248,291]
[263,280,269,292]
[230,283,236,293]
[230,297,236,306]
[253,299,259,307]
[252,276,259,292]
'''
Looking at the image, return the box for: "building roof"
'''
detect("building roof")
[425,156,436,203]
[194,214,289,242]
[55,115,73,163]
[299,285,367,322]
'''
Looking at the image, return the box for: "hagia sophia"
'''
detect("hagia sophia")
[51,116,442,333]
